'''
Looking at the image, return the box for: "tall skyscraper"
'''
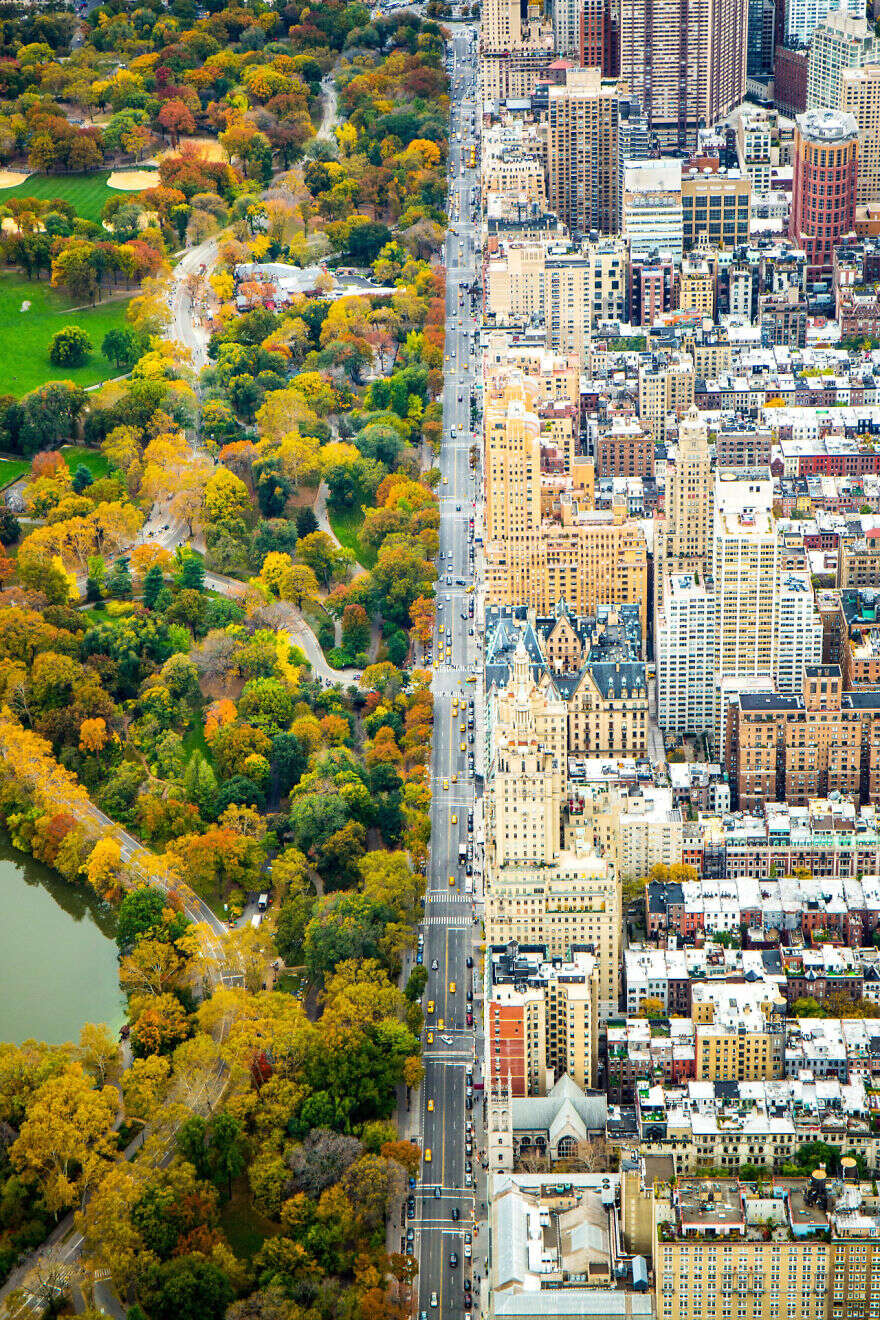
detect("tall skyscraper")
[547,69,624,236]
[622,159,684,263]
[655,403,713,608]
[619,0,748,147]
[484,376,542,546]
[482,0,525,51]
[748,0,776,76]
[712,468,779,687]
[552,0,582,58]
[806,10,880,111]
[616,96,650,224]
[789,108,858,274]
[487,640,566,867]
[784,0,862,47]
[840,63,880,206]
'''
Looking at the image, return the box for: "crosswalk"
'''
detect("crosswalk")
[422,916,473,928]
[426,890,473,903]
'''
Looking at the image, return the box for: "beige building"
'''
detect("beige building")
[484,507,649,634]
[547,69,625,236]
[650,1179,831,1320]
[678,254,715,317]
[712,468,779,704]
[638,353,695,441]
[480,41,556,101]
[484,854,621,1017]
[486,241,550,325]
[681,168,751,250]
[488,643,566,867]
[481,0,524,52]
[484,375,543,546]
[807,10,880,113]
[658,404,714,581]
[566,664,649,758]
[840,63,880,206]
[483,336,581,407]
[619,0,747,148]
[544,239,628,360]
[691,981,786,1081]
[488,946,599,1094]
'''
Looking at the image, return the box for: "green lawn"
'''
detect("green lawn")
[0,172,114,225]
[0,274,131,396]
[328,504,377,569]
[0,458,28,488]
[61,446,109,480]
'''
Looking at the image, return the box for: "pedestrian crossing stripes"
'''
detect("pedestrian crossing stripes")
[421,916,472,927]
[427,890,473,902]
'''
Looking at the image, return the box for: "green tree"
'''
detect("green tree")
[107,557,133,599]
[143,563,165,609]
[72,463,94,494]
[140,1257,233,1320]
[49,325,92,367]
[102,326,143,370]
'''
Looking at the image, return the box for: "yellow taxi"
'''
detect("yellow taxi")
[427,1031,434,1044]
[466,676,477,684]
[452,813,458,824]
[448,874,456,886]
[443,476,448,484]
[449,981,456,994]
[460,741,466,752]
[438,1019,445,1030]
[452,772,458,783]
[443,778,449,790]
[424,1148,432,1163]
[427,999,435,1013]
[428,1099,434,1112]
[460,723,466,733]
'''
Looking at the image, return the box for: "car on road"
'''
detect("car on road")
[431,958,439,970]
[434,1187,441,1199]
[424,1148,432,1163]
[464,1296,472,1310]
[427,1000,435,1013]
[466,1012,473,1026]
[430,1294,438,1308]
[452,1206,460,1221]
[465,1172,472,1186]
[450,1253,459,1268]
[441,1033,454,1044]
[406,1228,414,1244]
[428,1099,434,1111]
[426,1031,433,1044]
[464,1280,471,1294]
[449,981,456,993]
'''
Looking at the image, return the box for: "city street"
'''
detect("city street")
[414,27,484,1320]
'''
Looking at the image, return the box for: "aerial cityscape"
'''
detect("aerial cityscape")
[5,0,880,1314]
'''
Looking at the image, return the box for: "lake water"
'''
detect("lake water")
[0,833,124,1045]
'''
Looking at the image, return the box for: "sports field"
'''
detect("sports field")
[0,173,115,225]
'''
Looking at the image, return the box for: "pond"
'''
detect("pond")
[0,832,124,1045]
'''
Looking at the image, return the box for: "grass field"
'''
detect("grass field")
[328,505,377,569]
[0,172,114,225]
[61,446,110,480]
[0,274,130,396]
[0,458,28,488]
